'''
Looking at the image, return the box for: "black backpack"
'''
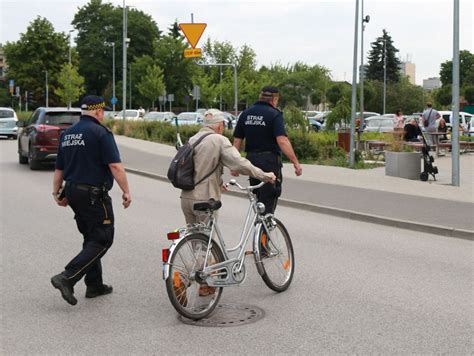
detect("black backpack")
[167,133,218,190]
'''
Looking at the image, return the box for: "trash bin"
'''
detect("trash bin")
[337,130,351,152]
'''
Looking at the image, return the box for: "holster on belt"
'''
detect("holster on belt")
[89,186,108,206]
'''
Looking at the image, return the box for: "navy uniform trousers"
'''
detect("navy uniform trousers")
[63,184,115,287]
[247,151,282,215]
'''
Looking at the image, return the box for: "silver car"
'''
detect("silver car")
[0,107,19,139]
[175,112,204,126]
[364,116,394,133]
[144,111,176,122]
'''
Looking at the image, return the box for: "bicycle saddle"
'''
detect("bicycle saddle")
[193,199,222,212]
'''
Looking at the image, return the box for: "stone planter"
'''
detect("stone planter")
[385,151,421,180]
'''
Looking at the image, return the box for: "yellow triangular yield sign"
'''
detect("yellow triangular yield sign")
[179,23,207,49]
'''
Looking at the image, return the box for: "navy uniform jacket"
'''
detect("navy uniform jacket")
[233,101,286,155]
[55,115,121,189]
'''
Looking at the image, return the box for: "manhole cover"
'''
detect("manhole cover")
[178,303,265,327]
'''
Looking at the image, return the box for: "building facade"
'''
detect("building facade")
[423,77,441,91]
[400,62,416,85]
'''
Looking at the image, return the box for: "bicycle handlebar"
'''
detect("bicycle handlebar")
[226,179,265,191]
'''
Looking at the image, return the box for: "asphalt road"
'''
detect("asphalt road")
[116,144,474,232]
[1,138,472,354]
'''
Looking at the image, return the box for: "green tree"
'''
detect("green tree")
[136,64,166,108]
[3,17,69,107]
[326,96,351,129]
[366,29,401,83]
[434,84,452,107]
[326,82,351,107]
[464,85,474,104]
[155,34,196,106]
[439,50,474,88]
[72,0,160,99]
[55,63,85,108]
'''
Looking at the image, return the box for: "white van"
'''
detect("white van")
[437,110,472,135]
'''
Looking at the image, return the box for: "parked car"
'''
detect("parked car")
[314,111,331,124]
[103,110,116,120]
[363,116,394,133]
[114,110,142,120]
[17,107,81,170]
[302,110,321,119]
[437,110,472,134]
[175,112,204,126]
[308,118,322,132]
[144,111,176,122]
[0,107,19,139]
[196,108,207,115]
[222,112,237,129]
[358,111,380,119]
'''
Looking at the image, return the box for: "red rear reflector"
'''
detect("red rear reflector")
[167,231,180,240]
[37,124,58,132]
[162,248,170,262]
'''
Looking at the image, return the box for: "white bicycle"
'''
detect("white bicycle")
[162,179,295,320]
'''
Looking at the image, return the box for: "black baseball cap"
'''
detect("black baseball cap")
[81,95,111,111]
[260,86,280,98]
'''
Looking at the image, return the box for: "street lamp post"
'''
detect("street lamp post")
[359,2,370,122]
[122,1,128,119]
[68,29,74,109]
[452,0,460,186]
[383,38,387,115]
[129,64,132,109]
[112,42,116,112]
[349,0,359,167]
[196,62,238,116]
[45,70,49,108]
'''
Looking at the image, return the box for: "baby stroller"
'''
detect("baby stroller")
[419,130,438,181]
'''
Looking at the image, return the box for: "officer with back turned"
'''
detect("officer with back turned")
[233,86,302,215]
[51,95,132,306]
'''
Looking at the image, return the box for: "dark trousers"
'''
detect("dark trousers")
[63,184,115,287]
[247,152,282,214]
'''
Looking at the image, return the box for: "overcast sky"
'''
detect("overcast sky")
[1,0,473,85]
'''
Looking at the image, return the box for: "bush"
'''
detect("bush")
[105,120,379,169]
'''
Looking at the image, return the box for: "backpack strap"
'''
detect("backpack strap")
[191,132,220,186]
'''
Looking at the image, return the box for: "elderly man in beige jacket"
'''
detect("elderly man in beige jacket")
[180,109,276,224]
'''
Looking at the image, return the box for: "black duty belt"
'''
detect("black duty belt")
[66,182,106,192]
[247,151,278,156]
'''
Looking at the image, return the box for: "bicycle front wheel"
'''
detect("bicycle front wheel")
[165,233,224,320]
[256,218,295,292]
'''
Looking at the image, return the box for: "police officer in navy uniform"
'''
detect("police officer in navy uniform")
[51,95,131,305]
[233,86,302,214]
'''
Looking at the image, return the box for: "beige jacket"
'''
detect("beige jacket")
[180,127,272,201]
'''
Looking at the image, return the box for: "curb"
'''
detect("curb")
[125,167,474,242]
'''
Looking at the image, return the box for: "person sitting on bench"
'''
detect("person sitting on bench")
[404,118,422,142]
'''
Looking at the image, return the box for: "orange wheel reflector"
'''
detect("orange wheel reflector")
[283,259,290,270]
[173,272,181,288]
[261,233,267,246]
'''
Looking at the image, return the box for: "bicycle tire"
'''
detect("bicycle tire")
[256,218,295,292]
[165,233,225,320]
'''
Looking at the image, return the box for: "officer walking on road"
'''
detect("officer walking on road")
[233,86,302,214]
[51,95,132,306]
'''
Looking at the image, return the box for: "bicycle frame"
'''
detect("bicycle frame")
[162,180,272,286]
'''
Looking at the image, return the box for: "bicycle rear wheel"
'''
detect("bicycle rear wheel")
[165,233,224,320]
[256,218,294,292]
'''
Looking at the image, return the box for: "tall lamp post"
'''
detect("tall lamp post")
[452,0,460,186]
[68,29,74,109]
[45,70,49,108]
[359,2,370,120]
[196,62,238,116]
[383,38,387,115]
[122,1,129,119]
[112,42,116,113]
[349,0,360,167]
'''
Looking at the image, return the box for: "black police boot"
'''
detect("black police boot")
[51,273,77,306]
[85,284,113,298]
